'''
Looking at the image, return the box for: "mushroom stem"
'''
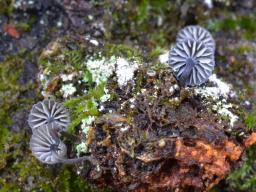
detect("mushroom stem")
[52,151,98,165]
[180,58,196,84]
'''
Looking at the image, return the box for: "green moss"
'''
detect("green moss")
[15,16,37,33]
[245,113,256,132]
[0,50,101,191]
[232,45,253,55]
[103,0,184,52]
[1,145,98,191]
[135,0,170,24]
[0,126,100,192]
[221,17,238,31]
[207,16,237,32]
[104,43,143,61]
[0,54,27,136]
[239,16,256,40]
[0,0,13,15]
[227,145,256,191]
[136,0,150,24]
[149,46,164,60]
[151,62,168,72]
[54,166,99,192]
[207,14,256,40]
[64,82,105,132]
[39,48,85,76]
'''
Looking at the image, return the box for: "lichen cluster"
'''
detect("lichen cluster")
[38,37,142,156]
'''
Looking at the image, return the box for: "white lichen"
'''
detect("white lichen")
[60,83,76,98]
[194,74,239,126]
[194,74,231,100]
[158,51,169,64]
[100,94,111,102]
[116,58,138,86]
[80,116,94,137]
[75,116,96,155]
[100,88,111,102]
[85,56,116,85]
[38,69,51,97]
[60,73,75,82]
[13,0,22,8]
[212,102,238,127]
[76,142,88,156]
[81,116,95,133]
[99,105,105,111]
[85,56,139,87]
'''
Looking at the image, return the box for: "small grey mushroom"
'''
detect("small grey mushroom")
[28,99,70,132]
[30,124,67,164]
[176,25,215,52]
[30,124,95,165]
[169,39,215,86]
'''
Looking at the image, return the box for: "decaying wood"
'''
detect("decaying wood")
[85,70,256,192]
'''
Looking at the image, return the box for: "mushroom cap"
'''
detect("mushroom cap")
[28,100,70,132]
[30,124,67,164]
[176,25,215,52]
[169,39,215,86]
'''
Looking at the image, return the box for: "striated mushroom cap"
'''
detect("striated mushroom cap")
[30,124,67,164]
[169,39,215,86]
[28,99,70,132]
[176,25,215,52]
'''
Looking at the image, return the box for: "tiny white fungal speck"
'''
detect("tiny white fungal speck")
[89,39,99,46]
[141,89,146,94]
[121,126,130,132]
[147,70,156,77]
[173,84,179,90]
[88,15,93,20]
[158,139,166,148]
[169,86,175,94]
[130,104,135,109]
[159,51,169,64]
[57,21,63,27]
[99,105,105,111]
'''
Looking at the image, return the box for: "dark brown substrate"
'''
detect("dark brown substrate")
[85,69,255,192]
